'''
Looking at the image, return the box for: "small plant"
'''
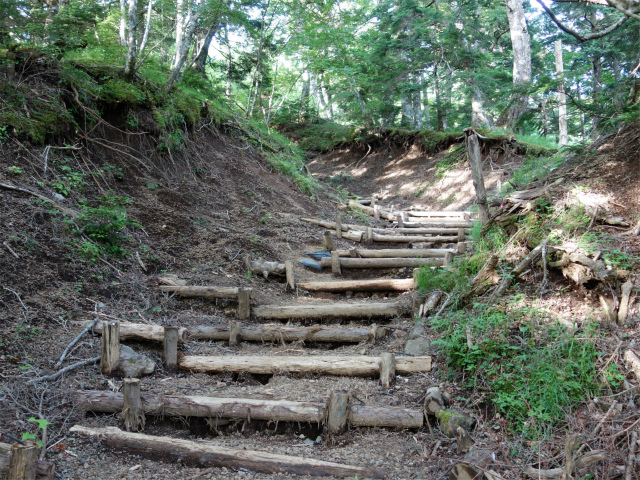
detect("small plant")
[259,213,272,224]
[22,417,52,447]
[8,165,23,175]
[248,234,260,244]
[246,270,252,279]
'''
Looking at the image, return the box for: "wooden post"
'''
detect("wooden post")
[413,268,420,289]
[322,231,336,251]
[164,326,179,373]
[229,322,243,347]
[379,353,395,388]
[8,441,37,480]
[285,260,295,290]
[397,212,404,228]
[325,391,350,435]
[122,378,145,432]
[370,197,376,208]
[457,228,465,243]
[348,247,358,258]
[374,205,381,220]
[101,321,120,376]
[335,214,342,239]
[365,228,373,247]
[555,40,567,147]
[444,251,454,266]
[237,288,251,319]
[331,251,341,276]
[466,133,489,224]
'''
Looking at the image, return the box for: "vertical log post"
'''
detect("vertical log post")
[122,378,145,432]
[397,212,404,228]
[229,321,243,347]
[365,228,373,247]
[370,197,376,208]
[374,205,381,221]
[237,288,251,320]
[617,280,633,325]
[379,353,396,388]
[555,40,568,147]
[164,326,179,373]
[8,441,38,480]
[322,230,336,251]
[325,391,350,435]
[413,268,420,289]
[331,251,341,276]
[457,228,465,243]
[335,214,342,239]
[444,251,454,266]
[100,321,120,376]
[466,132,489,224]
[285,260,295,290]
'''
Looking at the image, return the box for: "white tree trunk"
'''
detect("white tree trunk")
[165,8,199,91]
[471,85,491,128]
[123,0,138,81]
[119,0,127,45]
[137,0,155,57]
[172,0,186,69]
[505,0,532,128]
[555,40,568,146]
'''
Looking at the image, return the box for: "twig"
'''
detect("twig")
[2,286,27,312]
[28,357,100,384]
[2,241,19,259]
[0,182,79,217]
[54,318,99,369]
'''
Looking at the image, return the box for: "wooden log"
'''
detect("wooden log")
[335,214,342,239]
[76,391,422,429]
[0,444,53,480]
[253,302,404,320]
[100,321,120,376]
[189,325,388,343]
[372,233,458,243]
[328,229,363,242]
[444,251,454,266]
[159,285,240,299]
[122,378,145,432]
[422,291,443,317]
[381,227,468,235]
[246,257,285,279]
[285,260,295,290]
[379,352,395,388]
[398,220,472,228]
[458,241,466,254]
[370,197,376,207]
[331,251,341,276]
[237,288,251,320]
[86,321,188,344]
[69,425,386,478]
[302,217,467,235]
[298,278,414,292]
[163,326,178,373]
[325,391,350,435]
[229,321,243,347]
[322,230,335,251]
[7,441,38,480]
[374,205,381,220]
[179,355,431,376]
[397,212,404,227]
[522,450,608,479]
[334,248,452,258]
[348,200,395,221]
[457,228,465,243]
[320,257,444,269]
[402,211,471,218]
[365,227,373,247]
[617,280,633,325]
[624,349,640,383]
[347,405,422,428]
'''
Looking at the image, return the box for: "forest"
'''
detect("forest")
[1,0,640,480]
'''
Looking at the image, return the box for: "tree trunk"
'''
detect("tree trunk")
[123,0,138,82]
[165,8,199,92]
[435,64,444,131]
[193,24,217,74]
[504,0,532,128]
[0,443,54,479]
[69,426,386,478]
[172,0,186,69]
[466,133,489,224]
[298,279,414,292]
[137,0,154,57]
[119,0,127,45]
[555,40,568,146]
[224,22,232,99]
[471,85,491,129]
[299,70,311,122]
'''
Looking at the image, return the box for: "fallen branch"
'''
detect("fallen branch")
[28,357,100,384]
[522,450,608,479]
[624,349,640,383]
[54,318,98,369]
[0,182,78,217]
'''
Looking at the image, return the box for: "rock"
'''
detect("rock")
[405,337,431,355]
[119,345,156,377]
[303,438,315,446]
[408,323,425,340]
[423,387,445,415]
[449,464,482,480]
[435,409,475,438]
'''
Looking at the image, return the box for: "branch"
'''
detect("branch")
[28,357,100,384]
[54,317,99,369]
[536,0,628,41]
[607,0,640,20]
[0,182,79,217]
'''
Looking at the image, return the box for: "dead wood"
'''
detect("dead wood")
[55,317,98,369]
[470,255,500,296]
[70,425,386,478]
[253,302,405,320]
[158,285,243,299]
[490,237,549,300]
[245,256,285,279]
[28,356,100,384]
[0,182,79,217]
[0,442,54,479]
[522,450,607,479]
[624,349,640,383]
[298,278,414,292]
[617,280,633,325]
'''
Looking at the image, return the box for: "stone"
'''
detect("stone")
[435,409,476,438]
[405,337,431,355]
[119,345,156,377]
[408,323,425,340]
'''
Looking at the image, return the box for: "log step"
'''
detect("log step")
[319,256,446,269]
[70,425,386,478]
[297,278,414,292]
[179,354,431,377]
[75,391,424,429]
[253,302,406,320]
[302,217,469,235]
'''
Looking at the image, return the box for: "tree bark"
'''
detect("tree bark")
[193,24,218,73]
[100,321,120,376]
[555,40,568,146]
[504,0,532,128]
[0,444,53,479]
[158,285,243,299]
[163,327,179,373]
[333,248,453,258]
[379,352,395,388]
[465,133,489,224]
[69,426,386,478]
[179,355,431,376]
[7,441,38,480]
[253,302,404,320]
[166,6,199,92]
[319,257,445,269]
[123,0,138,81]
[122,378,145,431]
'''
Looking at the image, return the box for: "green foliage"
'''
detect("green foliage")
[434,144,465,179]
[431,305,602,434]
[7,166,23,175]
[22,417,52,447]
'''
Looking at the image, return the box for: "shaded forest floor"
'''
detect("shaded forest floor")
[1,68,640,480]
